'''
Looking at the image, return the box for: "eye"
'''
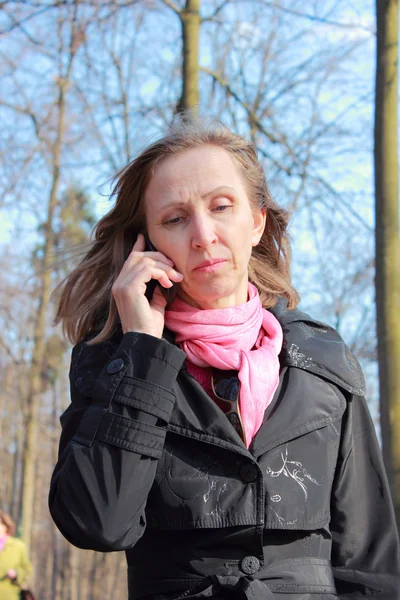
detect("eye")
[164,216,183,226]
[213,204,232,212]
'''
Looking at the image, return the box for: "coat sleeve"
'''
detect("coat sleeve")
[48,332,186,552]
[330,394,400,598]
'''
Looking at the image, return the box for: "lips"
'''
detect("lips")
[194,259,226,270]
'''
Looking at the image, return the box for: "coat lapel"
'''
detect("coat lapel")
[169,368,252,456]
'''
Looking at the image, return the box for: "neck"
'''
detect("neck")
[176,282,250,310]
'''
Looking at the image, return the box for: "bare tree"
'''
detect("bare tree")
[174,0,200,114]
[19,1,87,552]
[0,0,384,594]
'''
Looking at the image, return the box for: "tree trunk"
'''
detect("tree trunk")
[374,0,400,525]
[0,364,13,509]
[177,0,200,115]
[79,552,90,600]
[51,525,59,600]
[12,381,25,528]
[21,95,64,551]
[69,546,80,600]
[20,2,82,549]
[61,543,72,600]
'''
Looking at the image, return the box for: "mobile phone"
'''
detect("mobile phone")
[143,234,177,304]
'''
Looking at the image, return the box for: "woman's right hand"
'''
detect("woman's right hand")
[7,569,17,580]
[112,233,183,339]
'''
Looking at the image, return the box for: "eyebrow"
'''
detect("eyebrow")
[201,185,237,199]
[158,185,237,211]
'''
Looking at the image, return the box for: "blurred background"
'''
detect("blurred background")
[0,1,398,598]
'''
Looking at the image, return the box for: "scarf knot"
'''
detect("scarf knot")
[165,283,283,446]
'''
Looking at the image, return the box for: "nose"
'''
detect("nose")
[191,214,218,249]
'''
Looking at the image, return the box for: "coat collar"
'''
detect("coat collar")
[269,299,366,396]
[167,298,360,456]
[164,297,365,398]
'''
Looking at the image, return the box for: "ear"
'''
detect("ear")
[251,207,266,247]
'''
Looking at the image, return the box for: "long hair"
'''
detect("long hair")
[54,119,300,344]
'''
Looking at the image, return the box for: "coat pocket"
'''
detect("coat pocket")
[260,420,342,530]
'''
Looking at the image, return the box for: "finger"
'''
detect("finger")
[120,251,173,284]
[132,232,145,252]
[119,234,147,273]
[127,235,174,267]
[142,263,183,287]
[150,285,168,312]
[139,265,175,289]
[144,251,175,267]
[113,260,183,300]
[117,264,174,294]
[121,260,183,286]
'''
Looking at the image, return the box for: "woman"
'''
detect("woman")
[49,120,400,599]
[0,511,33,600]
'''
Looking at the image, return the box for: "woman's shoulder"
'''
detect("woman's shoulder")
[70,329,123,392]
[269,299,366,397]
[72,329,123,362]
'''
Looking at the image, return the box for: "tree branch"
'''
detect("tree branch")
[160,0,181,16]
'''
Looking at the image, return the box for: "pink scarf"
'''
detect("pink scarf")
[165,283,283,446]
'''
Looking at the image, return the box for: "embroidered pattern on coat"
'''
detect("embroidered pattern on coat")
[165,447,230,518]
[288,344,317,370]
[297,322,328,340]
[265,445,321,525]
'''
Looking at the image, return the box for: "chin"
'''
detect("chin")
[181,283,245,309]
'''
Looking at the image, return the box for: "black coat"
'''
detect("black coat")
[49,301,400,599]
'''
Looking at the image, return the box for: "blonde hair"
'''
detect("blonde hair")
[54,118,300,344]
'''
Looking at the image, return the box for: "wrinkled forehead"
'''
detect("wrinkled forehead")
[144,144,248,206]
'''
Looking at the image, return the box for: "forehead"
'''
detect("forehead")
[144,144,246,201]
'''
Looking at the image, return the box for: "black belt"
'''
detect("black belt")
[131,558,336,599]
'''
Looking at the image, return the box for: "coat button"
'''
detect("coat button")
[239,463,258,483]
[240,555,260,575]
[107,358,125,374]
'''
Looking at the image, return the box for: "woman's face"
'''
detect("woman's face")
[145,144,266,309]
